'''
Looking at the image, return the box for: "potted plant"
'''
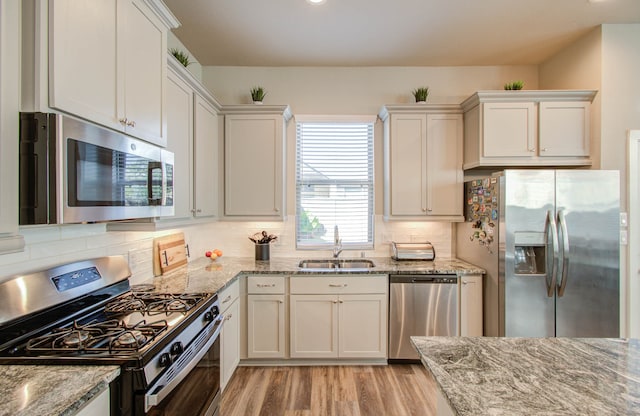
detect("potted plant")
[412,87,430,103]
[250,86,267,104]
[504,80,524,90]
[169,48,192,68]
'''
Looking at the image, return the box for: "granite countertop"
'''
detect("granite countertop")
[149,256,485,294]
[411,336,640,415]
[0,365,120,416]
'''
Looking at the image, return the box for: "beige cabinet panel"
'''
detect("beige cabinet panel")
[290,294,339,358]
[247,294,286,358]
[338,294,387,358]
[460,274,483,336]
[538,101,590,157]
[380,105,464,221]
[482,102,536,157]
[165,69,194,220]
[120,0,166,146]
[194,94,219,218]
[221,297,240,390]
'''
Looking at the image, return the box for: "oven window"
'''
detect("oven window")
[67,139,161,207]
[146,337,221,416]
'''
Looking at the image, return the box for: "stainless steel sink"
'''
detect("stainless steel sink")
[298,259,375,271]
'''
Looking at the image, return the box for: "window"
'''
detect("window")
[295,117,375,249]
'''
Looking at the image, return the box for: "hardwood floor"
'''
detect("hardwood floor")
[220,364,436,416]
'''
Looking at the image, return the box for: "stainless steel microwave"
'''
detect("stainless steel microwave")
[19,112,174,224]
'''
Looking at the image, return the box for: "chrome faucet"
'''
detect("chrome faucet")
[332,225,343,258]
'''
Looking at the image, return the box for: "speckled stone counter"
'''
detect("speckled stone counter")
[411,336,640,415]
[149,256,485,294]
[0,365,120,416]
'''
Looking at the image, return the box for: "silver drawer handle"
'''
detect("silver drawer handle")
[328,283,347,288]
[257,283,276,288]
[222,295,232,303]
[225,314,233,321]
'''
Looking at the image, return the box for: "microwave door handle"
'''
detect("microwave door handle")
[557,210,570,297]
[145,318,223,412]
[147,162,162,205]
[546,210,559,298]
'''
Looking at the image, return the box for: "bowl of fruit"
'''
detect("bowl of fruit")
[205,249,223,261]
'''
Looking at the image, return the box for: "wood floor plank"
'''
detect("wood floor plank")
[220,364,436,416]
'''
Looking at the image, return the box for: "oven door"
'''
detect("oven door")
[143,318,222,416]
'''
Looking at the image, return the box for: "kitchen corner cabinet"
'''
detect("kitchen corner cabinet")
[289,275,388,359]
[49,0,178,147]
[460,274,483,336]
[461,90,596,169]
[219,280,240,390]
[379,105,464,221]
[246,275,286,358]
[223,105,292,220]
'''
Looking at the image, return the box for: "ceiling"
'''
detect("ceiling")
[163,0,640,67]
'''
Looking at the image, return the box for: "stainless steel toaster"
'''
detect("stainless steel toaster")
[391,241,436,260]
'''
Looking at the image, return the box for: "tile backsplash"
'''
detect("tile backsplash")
[0,216,453,284]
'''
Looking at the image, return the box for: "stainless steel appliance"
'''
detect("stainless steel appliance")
[389,274,458,361]
[0,256,223,416]
[19,112,174,225]
[391,241,436,260]
[456,170,620,337]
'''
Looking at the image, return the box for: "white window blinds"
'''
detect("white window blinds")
[295,119,374,249]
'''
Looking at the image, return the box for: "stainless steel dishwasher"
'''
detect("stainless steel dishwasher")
[389,274,458,361]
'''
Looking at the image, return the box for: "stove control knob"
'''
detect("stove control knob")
[204,311,214,322]
[159,352,173,367]
[171,342,184,356]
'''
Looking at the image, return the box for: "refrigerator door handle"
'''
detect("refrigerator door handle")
[557,210,570,297]
[546,210,560,298]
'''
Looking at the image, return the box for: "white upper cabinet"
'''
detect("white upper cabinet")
[379,105,464,221]
[223,105,292,220]
[193,93,219,218]
[461,91,596,169]
[49,0,177,147]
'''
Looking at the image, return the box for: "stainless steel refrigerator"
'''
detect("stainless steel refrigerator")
[455,170,620,337]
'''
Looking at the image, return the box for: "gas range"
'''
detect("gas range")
[0,256,223,416]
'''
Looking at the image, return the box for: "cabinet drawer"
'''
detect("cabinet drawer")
[247,275,285,294]
[290,275,388,295]
[218,279,240,312]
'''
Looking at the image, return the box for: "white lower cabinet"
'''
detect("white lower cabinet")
[246,276,286,358]
[75,387,109,416]
[220,280,240,390]
[289,275,388,359]
[460,274,483,336]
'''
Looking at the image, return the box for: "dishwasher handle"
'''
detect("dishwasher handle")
[390,274,457,284]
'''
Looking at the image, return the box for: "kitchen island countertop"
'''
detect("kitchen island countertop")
[411,336,640,415]
[0,365,120,416]
[149,256,485,294]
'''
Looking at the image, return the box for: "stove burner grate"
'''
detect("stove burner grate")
[105,292,206,315]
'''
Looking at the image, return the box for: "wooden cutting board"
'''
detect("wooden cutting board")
[153,232,188,275]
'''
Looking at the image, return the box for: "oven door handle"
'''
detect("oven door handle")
[145,316,223,412]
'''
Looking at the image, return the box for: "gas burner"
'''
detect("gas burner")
[113,330,146,348]
[62,330,91,347]
[105,292,208,315]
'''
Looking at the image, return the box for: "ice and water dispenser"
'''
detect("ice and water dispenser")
[513,232,546,275]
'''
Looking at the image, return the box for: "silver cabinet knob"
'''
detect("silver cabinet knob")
[119,118,128,125]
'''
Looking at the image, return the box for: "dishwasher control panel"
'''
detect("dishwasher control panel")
[390,274,457,284]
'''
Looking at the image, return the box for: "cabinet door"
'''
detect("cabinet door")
[460,275,483,336]
[290,294,338,358]
[389,113,427,216]
[338,294,387,358]
[120,0,167,146]
[538,101,590,157]
[165,69,194,220]
[193,94,219,218]
[225,115,283,216]
[483,102,536,157]
[221,298,240,390]
[49,0,119,131]
[426,114,463,217]
[247,294,285,358]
